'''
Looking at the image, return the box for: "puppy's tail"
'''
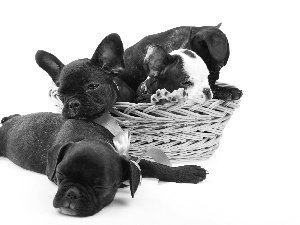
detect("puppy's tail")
[1,114,20,124]
[0,114,20,157]
[0,123,4,156]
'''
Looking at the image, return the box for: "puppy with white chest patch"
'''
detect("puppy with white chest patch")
[137,45,213,102]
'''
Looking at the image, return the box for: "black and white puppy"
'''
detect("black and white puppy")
[137,45,213,103]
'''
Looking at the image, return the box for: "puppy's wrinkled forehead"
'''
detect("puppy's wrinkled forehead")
[58,59,108,94]
[58,141,122,183]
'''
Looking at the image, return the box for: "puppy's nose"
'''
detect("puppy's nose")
[66,187,81,201]
[203,88,212,100]
[68,100,81,109]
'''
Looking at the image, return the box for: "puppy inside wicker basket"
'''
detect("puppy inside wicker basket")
[138,45,213,104]
[136,45,242,104]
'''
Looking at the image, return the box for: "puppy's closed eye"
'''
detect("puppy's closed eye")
[93,186,110,190]
[87,83,100,91]
[56,171,66,184]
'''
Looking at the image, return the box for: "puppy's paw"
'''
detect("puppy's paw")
[161,165,207,184]
[175,165,207,184]
[134,94,152,103]
[212,86,243,100]
[229,87,243,100]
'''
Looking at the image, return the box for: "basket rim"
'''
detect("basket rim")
[110,99,241,123]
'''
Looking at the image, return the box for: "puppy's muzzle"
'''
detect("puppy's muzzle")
[59,188,82,216]
[54,186,96,217]
[65,99,81,118]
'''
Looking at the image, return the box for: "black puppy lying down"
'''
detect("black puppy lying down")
[0,113,206,217]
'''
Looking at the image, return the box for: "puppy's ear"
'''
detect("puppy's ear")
[46,142,74,183]
[191,26,229,64]
[35,50,64,85]
[122,158,141,198]
[91,33,125,74]
[143,44,173,78]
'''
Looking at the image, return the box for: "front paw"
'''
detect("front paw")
[212,85,243,100]
[134,94,152,103]
[161,165,207,184]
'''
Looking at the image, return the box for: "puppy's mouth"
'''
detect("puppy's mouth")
[62,98,107,120]
[60,207,78,216]
[59,207,97,217]
[65,109,106,121]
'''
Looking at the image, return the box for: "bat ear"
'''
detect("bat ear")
[121,158,141,198]
[46,142,74,183]
[143,44,174,78]
[191,26,229,64]
[35,50,64,85]
[91,33,125,74]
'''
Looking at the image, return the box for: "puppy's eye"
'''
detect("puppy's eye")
[57,93,62,98]
[93,186,109,190]
[87,83,100,90]
[56,171,65,184]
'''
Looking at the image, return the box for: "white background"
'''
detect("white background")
[0,1,299,224]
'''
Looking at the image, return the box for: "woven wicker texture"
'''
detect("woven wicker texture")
[48,82,240,162]
[110,99,240,162]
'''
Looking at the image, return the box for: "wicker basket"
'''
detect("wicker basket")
[110,99,240,162]
[48,82,240,162]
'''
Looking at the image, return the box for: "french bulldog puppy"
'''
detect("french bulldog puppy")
[35,33,135,119]
[0,33,207,217]
[120,24,242,101]
[0,113,206,216]
[136,45,213,103]
[0,113,139,216]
